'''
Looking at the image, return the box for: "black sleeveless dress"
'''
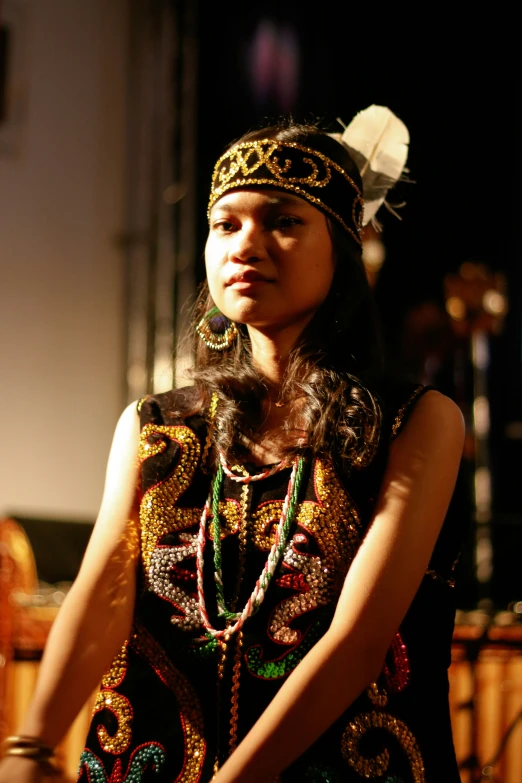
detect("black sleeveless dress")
[76,384,462,783]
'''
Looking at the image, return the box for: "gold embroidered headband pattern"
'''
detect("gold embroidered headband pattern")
[208,139,364,245]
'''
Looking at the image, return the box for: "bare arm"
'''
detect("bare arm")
[213,391,465,783]
[0,401,141,781]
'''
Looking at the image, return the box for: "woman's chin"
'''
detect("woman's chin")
[224,301,277,328]
[219,292,317,332]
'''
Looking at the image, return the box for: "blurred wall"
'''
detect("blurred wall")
[0,0,129,520]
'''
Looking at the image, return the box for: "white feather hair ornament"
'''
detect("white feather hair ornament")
[330,104,410,227]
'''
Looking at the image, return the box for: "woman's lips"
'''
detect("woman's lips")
[226,270,272,289]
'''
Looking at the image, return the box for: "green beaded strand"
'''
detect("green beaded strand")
[210,457,305,620]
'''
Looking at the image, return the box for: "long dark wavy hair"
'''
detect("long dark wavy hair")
[188,120,385,471]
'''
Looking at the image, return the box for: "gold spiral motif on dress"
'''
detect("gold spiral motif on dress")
[131,623,206,782]
[101,642,129,689]
[139,425,201,578]
[367,681,389,708]
[252,461,361,561]
[341,710,425,782]
[251,460,362,645]
[91,642,132,754]
[208,500,242,539]
[93,689,133,754]
[300,459,362,589]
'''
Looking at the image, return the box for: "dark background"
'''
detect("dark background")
[194,5,521,609]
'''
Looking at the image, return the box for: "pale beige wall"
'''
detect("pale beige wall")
[0,0,129,520]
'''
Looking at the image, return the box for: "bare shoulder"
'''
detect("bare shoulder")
[94,401,141,520]
[400,389,464,437]
[118,399,141,429]
[393,389,465,460]
[109,400,141,451]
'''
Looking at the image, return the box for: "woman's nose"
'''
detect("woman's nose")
[228,225,267,263]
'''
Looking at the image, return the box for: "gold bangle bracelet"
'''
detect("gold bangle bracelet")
[1,736,57,774]
[2,735,53,753]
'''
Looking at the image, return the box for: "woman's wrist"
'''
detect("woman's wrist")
[0,736,57,776]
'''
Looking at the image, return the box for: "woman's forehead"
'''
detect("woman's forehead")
[211,188,313,214]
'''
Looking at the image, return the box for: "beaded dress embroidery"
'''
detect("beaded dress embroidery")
[77,384,462,783]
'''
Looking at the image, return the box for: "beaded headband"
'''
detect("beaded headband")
[208,139,364,245]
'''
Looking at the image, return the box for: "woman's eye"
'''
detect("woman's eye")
[213,220,235,233]
[274,215,301,229]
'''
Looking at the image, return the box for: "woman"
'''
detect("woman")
[0,121,464,783]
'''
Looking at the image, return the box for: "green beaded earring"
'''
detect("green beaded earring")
[196,306,238,351]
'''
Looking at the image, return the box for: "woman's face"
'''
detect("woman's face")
[205,188,335,334]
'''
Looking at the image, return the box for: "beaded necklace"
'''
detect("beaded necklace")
[219,450,289,482]
[196,452,305,640]
[199,396,306,771]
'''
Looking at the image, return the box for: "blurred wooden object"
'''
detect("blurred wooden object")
[0,518,38,741]
[0,518,95,781]
[450,622,522,783]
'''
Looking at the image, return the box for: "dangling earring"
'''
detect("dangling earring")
[196,306,238,351]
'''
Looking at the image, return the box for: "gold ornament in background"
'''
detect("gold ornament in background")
[444,262,507,337]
